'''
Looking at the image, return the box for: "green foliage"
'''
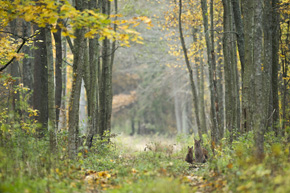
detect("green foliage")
[200,131,290,192]
[108,178,191,193]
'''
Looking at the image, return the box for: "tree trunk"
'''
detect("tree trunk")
[68,0,87,159]
[201,0,218,145]
[33,26,48,137]
[84,0,100,148]
[193,28,207,134]
[271,0,280,136]
[173,80,182,134]
[60,34,67,130]
[99,0,112,138]
[252,0,265,161]
[216,35,224,139]
[222,0,240,142]
[46,27,56,151]
[210,0,220,140]
[263,0,273,132]
[241,0,255,133]
[53,19,63,130]
[178,0,202,140]
[198,32,208,134]
[130,116,135,136]
[22,20,33,106]
[9,20,20,116]
[231,0,245,76]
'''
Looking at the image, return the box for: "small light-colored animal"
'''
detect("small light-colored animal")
[194,139,208,163]
[185,146,194,164]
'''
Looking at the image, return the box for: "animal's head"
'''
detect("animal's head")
[194,139,202,148]
[187,146,193,153]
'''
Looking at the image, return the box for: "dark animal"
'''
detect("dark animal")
[194,139,208,163]
[185,146,194,164]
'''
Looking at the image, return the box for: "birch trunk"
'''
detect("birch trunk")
[46,28,56,151]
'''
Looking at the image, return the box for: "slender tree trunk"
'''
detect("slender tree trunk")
[223,0,233,142]
[281,21,289,135]
[216,36,224,139]
[9,20,20,116]
[272,0,280,136]
[222,0,240,142]
[241,0,255,133]
[263,0,273,132]
[33,26,48,137]
[252,0,265,161]
[201,0,218,146]
[46,28,56,151]
[178,0,202,140]
[210,0,220,140]
[198,32,208,134]
[60,35,67,131]
[231,0,245,76]
[22,20,33,105]
[99,0,112,138]
[53,19,63,130]
[130,116,135,136]
[68,0,87,159]
[230,2,240,133]
[84,0,100,148]
[193,28,207,134]
[174,80,182,134]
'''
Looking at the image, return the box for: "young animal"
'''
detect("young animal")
[185,146,194,164]
[194,139,208,163]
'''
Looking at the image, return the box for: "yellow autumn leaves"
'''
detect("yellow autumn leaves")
[0,0,153,46]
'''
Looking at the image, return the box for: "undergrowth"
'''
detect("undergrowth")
[1,122,290,193]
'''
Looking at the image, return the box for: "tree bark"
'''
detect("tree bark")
[271,0,280,136]
[174,80,182,134]
[198,31,208,134]
[9,20,20,114]
[178,0,202,140]
[201,0,218,145]
[222,0,240,142]
[216,35,224,139]
[252,0,265,161]
[99,0,112,138]
[33,26,48,137]
[53,19,63,130]
[22,20,33,106]
[263,0,273,132]
[46,27,56,151]
[68,0,87,159]
[241,0,255,133]
[231,0,245,76]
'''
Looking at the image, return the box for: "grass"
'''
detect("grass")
[1,132,290,192]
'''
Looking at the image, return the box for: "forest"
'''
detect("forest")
[1,0,290,192]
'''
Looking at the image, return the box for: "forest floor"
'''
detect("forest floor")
[1,133,290,192]
[83,134,215,193]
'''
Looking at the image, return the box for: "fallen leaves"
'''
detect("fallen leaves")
[84,170,117,191]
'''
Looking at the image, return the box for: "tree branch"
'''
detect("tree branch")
[0,39,26,72]
[0,31,39,72]
[66,35,74,54]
